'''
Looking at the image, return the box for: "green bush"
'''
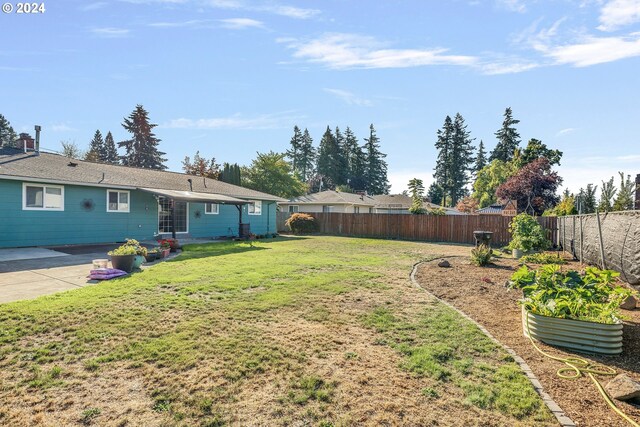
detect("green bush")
[123,238,147,256]
[470,245,493,266]
[285,213,319,234]
[108,244,137,256]
[507,213,549,252]
[509,265,633,324]
[520,252,565,265]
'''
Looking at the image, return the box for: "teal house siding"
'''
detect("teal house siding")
[0,179,278,248]
[0,180,158,248]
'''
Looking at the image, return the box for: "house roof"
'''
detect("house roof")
[282,190,377,206]
[0,147,286,202]
[371,194,412,208]
[477,204,504,214]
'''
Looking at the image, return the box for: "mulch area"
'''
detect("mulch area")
[415,253,640,427]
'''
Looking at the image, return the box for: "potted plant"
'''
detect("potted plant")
[123,239,147,269]
[510,265,634,354]
[107,244,137,273]
[507,213,549,259]
[145,248,159,262]
[159,242,171,258]
[158,238,180,252]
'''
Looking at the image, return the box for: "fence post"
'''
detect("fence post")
[595,209,606,269]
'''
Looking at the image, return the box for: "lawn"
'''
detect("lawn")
[0,236,553,426]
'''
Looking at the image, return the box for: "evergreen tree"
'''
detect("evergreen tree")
[475,140,487,174]
[0,114,18,148]
[449,113,475,206]
[613,172,635,211]
[182,151,220,179]
[490,107,521,162]
[298,128,316,182]
[514,138,562,167]
[427,182,443,205]
[219,163,242,186]
[433,115,454,206]
[103,131,119,164]
[343,126,367,191]
[598,177,617,212]
[407,178,425,199]
[576,184,597,213]
[85,130,105,162]
[119,105,167,170]
[333,126,348,186]
[317,126,341,189]
[286,126,303,178]
[363,124,389,195]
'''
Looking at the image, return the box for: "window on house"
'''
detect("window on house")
[248,200,262,215]
[354,206,360,213]
[288,205,299,213]
[205,203,219,214]
[107,190,130,212]
[23,183,64,210]
[369,208,373,213]
[322,205,333,213]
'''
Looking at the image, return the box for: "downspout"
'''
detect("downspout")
[171,199,177,240]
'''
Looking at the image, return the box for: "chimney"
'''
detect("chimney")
[18,133,35,153]
[34,125,41,155]
[635,174,640,210]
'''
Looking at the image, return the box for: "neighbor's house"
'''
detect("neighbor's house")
[476,200,517,216]
[279,191,466,215]
[0,142,284,248]
[278,190,377,213]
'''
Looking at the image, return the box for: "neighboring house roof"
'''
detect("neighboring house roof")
[477,204,504,214]
[0,147,285,202]
[282,190,377,206]
[372,194,412,209]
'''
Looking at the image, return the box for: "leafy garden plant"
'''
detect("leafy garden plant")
[520,252,566,265]
[509,265,633,324]
[507,213,549,252]
[123,238,147,256]
[470,245,493,266]
[108,244,137,256]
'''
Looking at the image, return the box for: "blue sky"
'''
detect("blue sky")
[2,0,639,194]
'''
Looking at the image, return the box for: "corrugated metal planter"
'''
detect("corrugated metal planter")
[522,307,623,355]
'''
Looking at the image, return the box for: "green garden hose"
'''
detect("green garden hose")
[525,315,639,427]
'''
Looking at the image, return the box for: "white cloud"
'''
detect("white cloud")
[543,33,640,66]
[480,60,539,74]
[497,0,527,13]
[162,112,301,130]
[219,18,265,29]
[149,19,212,28]
[323,88,373,107]
[556,128,576,136]
[204,0,319,19]
[280,33,478,70]
[387,170,435,194]
[598,0,640,31]
[558,155,640,192]
[267,5,319,19]
[91,27,131,38]
[81,2,108,11]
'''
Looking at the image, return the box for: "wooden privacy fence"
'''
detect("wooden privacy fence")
[277,212,557,246]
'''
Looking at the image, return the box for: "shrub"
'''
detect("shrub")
[470,245,493,266]
[507,213,549,252]
[108,244,137,256]
[509,265,633,324]
[285,213,319,234]
[520,252,566,265]
[428,207,446,216]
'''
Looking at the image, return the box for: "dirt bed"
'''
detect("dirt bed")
[415,254,640,427]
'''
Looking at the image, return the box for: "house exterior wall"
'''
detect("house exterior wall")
[0,179,277,248]
[279,204,373,213]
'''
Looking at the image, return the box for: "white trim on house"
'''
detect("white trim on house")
[22,182,65,211]
[157,200,190,234]
[205,202,219,214]
[2,174,135,190]
[106,189,130,213]
[248,200,262,215]
[288,205,299,213]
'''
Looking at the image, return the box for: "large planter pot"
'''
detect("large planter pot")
[132,255,145,269]
[160,248,171,258]
[109,254,135,273]
[512,249,523,259]
[522,307,623,355]
[145,252,158,263]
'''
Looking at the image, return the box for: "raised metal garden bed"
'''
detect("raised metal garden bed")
[522,307,623,355]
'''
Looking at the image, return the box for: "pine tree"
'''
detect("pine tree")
[333,126,348,186]
[118,105,167,170]
[317,126,341,189]
[427,182,443,205]
[407,178,425,199]
[343,127,367,191]
[598,177,617,212]
[613,172,635,211]
[219,163,242,186]
[0,114,18,148]
[490,107,521,162]
[576,184,597,214]
[449,113,475,206]
[475,140,487,174]
[103,131,119,164]
[363,124,389,195]
[286,126,303,178]
[433,116,454,206]
[85,130,105,162]
[298,128,316,182]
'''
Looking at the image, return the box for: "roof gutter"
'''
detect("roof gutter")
[0,174,136,190]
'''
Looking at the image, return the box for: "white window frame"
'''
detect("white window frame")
[322,205,333,213]
[205,203,219,215]
[288,205,299,213]
[106,189,130,213]
[22,183,65,211]
[248,200,262,215]
[354,206,360,213]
